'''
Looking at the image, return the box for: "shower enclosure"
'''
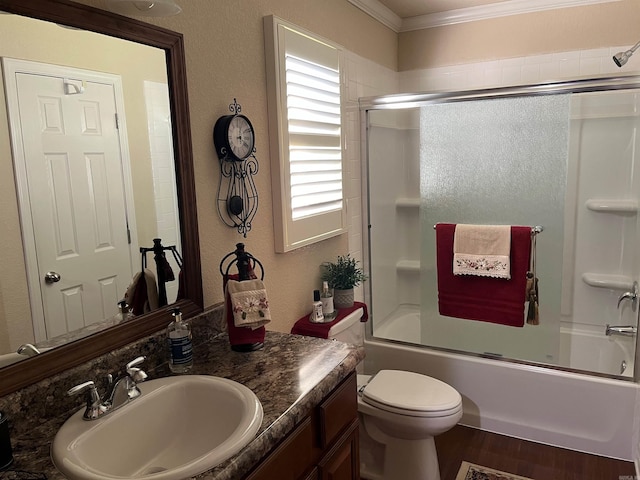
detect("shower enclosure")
[363,77,640,380]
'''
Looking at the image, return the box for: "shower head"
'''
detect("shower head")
[613,41,640,67]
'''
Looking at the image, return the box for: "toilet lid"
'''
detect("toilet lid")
[362,370,462,416]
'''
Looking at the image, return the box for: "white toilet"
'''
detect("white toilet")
[324,308,463,480]
[356,370,463,480]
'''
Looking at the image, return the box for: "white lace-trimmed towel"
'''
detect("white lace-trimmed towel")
[226,279,271,329]
[453,224,511,279]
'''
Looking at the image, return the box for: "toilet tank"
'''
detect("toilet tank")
[327,307,365,346]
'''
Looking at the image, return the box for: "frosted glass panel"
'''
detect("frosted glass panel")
[367,109,421,332]
[419,95,570,364]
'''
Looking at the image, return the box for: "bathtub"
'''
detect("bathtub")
[365,309,639,460]
[373,307,635,377]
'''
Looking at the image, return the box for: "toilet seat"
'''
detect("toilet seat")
[361,370,462,418]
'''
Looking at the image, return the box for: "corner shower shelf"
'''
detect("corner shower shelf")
[585,199,638,213]
[396,260,420,272]
[395,198,420,208]
[581,273,634,291]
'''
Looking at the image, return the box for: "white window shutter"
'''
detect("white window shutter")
[264,16,346,253]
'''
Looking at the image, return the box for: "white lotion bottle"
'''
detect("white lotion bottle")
[167,307,193,373]
[310,290,325,323]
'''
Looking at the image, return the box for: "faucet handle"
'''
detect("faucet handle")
[126,356,147,383]
[16,343,41,357]
[67,381,107,420]
[617,281,639,311]
[68,380,99,399]
[126,356,145,370]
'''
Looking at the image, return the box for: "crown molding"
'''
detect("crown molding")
[347,0,402,32]
[349,0,622,33]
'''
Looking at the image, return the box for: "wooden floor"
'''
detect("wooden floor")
[434,425,636,480]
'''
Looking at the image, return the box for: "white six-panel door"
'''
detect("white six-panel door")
[3,58,136,341]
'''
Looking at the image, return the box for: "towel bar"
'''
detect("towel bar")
[432,224,544,236]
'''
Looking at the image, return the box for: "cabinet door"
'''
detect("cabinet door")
[246,417,319,480]
[319,373,357,448]
[319,421,359,480]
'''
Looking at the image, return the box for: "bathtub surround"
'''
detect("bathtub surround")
[373,308,636,378]
[364,78,640,372]
[0,305,363,479]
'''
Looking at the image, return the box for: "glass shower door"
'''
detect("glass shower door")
[419,94,570,364]
[365,84,640,378]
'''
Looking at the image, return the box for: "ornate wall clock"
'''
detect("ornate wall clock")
[213,99,259,237]
[213,108,255,161]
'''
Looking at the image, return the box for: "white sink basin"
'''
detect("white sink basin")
[51,375,263,480]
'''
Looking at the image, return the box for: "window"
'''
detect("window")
[264,16,346,253]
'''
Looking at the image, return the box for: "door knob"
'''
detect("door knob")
[44,271,61,284]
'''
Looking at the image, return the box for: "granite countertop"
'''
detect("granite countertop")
[5,331,364,480]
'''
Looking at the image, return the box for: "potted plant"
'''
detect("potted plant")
[321,254,367,309]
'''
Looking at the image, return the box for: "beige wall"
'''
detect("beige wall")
[71,0,640,334]
[72,0,398,334]
[399,0,640,70]
[0,14,168,351]
[174,0,396,332]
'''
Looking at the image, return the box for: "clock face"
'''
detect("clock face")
[227,115,255,160]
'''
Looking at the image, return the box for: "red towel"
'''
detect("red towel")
[436,223,531,327]
[291,302,369,339]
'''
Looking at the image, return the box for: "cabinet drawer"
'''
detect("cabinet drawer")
[246,416,318,480]
[318,372,357,448]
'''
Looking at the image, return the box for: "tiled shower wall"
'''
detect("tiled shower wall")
[400,46,640,92]
[342,52,398,303]
[344,45,640,303]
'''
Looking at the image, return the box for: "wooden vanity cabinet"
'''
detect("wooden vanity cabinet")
[244,372,359,480]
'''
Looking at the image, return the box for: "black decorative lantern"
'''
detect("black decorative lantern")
[213,99,259,237]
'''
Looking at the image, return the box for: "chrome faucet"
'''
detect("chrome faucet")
[68,356,147,420]
[17,343,41,357]
[605,324,637,337]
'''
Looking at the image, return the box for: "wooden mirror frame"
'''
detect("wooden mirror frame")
[0,0,203,397]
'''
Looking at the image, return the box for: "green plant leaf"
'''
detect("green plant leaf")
[320,254,368,289]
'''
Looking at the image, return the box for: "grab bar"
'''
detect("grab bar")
[605,324,637,337]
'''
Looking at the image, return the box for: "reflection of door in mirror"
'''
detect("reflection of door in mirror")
[4,58,135,342]
[0,11,181,358]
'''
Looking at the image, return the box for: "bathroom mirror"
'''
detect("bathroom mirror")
[0,0,202,397]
